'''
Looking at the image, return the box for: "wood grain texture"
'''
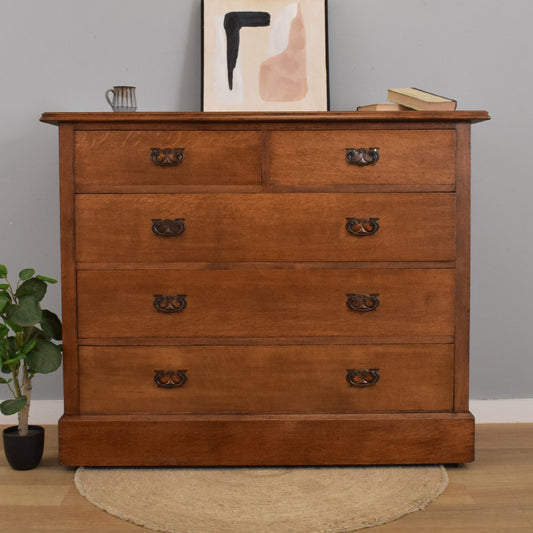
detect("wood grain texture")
[57,413,474,466]
[78,344,454,415]
[75,193,456,263]
[76,268,455,339]
[77,261,456,271]
[267,183,457,194]
[454,123,472,412]
[74,130,262,189]
[57,124,80,415]
[270,130,456,187]
[40,110,491,125]
[76,335,455,346]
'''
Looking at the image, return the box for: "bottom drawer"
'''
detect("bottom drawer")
[78,344,454,414]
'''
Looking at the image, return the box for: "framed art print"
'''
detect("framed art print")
[202,0,329,111]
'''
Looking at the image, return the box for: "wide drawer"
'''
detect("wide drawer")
[269,130,456,187]
[78,344,454,414]
[76,193,456,263]
[74,130,262,189]
[77,269,454,338]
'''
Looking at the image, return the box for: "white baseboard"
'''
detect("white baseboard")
[1,399,532,425]
[470,399,533,423]
[1,400,64,426]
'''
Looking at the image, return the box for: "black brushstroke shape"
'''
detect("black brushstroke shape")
[224,11,270,90]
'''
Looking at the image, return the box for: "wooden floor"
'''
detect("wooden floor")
[0,424,532,533]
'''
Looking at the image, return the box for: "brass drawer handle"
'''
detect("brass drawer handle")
[154,370,187,388]
[345,217,380,237]
[346,293,380,312]
[152,218,186,237]
[153,294,187,313]
[346,368,380,387]
[345,147,379,166]
[150,148,184,166]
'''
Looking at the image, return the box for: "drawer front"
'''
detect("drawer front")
[74,130,262,189]
[78,344,454,414]
[76,193,456,263]
[77,269,454,338]
[269,130,456,187]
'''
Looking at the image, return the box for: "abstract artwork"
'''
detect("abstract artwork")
[202,0,329,111]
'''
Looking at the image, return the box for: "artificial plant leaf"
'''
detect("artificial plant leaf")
[19,268,35,281]
[0,396,27,415]
[0,376,9,384]
[25,339,62,374]
[15,278,47,301]
[0,339,12,373]
[0,265,7,277]
[2,352,24,366]
[0,293,9,313]
[4,318,23,333]
[23,326,48,342]
[36,275,57,284]
[21,339,37,354]
[7,337,16,357]
[0,283,9,289]
[40,310,62,340]
[5,297,42,327]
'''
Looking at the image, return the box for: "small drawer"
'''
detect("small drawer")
[78,344,454,415]
[74,130,262,190]
[269,129,456,188]
[76,193,456,263]
[77,268,455,339]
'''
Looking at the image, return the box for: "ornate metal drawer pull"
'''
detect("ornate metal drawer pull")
[153,294,187,313]
[346,293,380,312]
[345,147,380,166]
[150,148,184,166]
[151,218,186,237]
[346,368,380,388]
[154,370,187,388]
[345,217,380,237]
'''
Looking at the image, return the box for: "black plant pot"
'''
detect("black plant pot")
[2,425,44,470]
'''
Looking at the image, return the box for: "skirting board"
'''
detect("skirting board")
[469,399,533,423]
[1,400,64,425]
[1,400,532,425]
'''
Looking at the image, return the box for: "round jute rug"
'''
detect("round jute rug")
[74,465,448,533]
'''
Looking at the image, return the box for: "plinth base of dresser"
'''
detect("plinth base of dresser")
[58,413,474,466]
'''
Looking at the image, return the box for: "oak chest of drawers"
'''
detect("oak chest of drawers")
[41,110,489,466]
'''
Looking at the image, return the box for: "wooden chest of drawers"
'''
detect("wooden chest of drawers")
[41,110,489,466]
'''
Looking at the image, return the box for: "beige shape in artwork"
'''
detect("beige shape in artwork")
[259,4,308,102]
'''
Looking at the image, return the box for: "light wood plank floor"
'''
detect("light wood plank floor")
[0,424,532,532]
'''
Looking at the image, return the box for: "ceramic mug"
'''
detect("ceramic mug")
[105,86,137,112]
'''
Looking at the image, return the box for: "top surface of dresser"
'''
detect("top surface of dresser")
[40,110,490,124]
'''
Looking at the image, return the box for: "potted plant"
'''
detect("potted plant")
[0,264,62,470]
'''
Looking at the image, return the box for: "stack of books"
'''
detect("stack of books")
[357,87,457,112]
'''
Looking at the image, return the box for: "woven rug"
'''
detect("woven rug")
[75,465,448,533]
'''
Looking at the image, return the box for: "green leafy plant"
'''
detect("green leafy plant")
[0,264,62,436]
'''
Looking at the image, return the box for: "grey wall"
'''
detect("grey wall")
[0,0,531,401]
